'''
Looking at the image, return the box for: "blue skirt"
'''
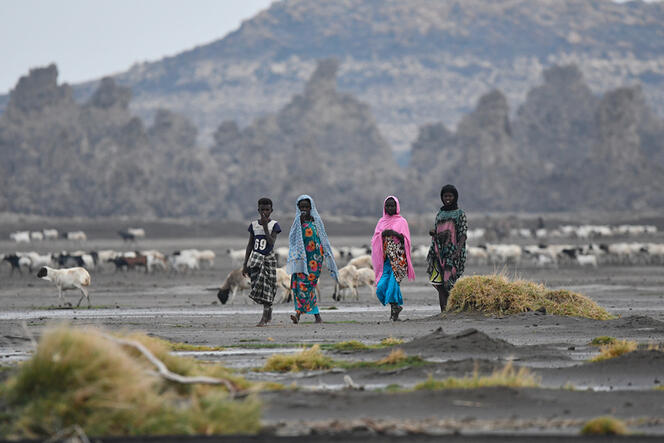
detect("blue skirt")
[376,258,403,306]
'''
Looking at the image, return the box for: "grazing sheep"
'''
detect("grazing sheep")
[195,249,216,268]
[117,230,136,242]
[356,267,375,296]
[127,227,146,238]
[112,255,148,272]
[63,231,87,242]
[333,264,359,301]
[30,231,44,241]
[348,254,373,270]
[226,248,245,266]
[9,231,30,243]
[37,266,91,308]
[169,253,199,273]
[3,254,30,275]
[23,252,54,271]
[217,268,251,304]
[42,228,59,240]
[275,266,293,303]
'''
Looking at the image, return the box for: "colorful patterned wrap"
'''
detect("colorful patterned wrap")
[291,221,324,314]
[426,208,467,291]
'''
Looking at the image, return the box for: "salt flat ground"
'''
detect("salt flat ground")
[1,235,664,438]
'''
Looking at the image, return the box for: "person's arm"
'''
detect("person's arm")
[260,216,278,248]
[381,229,404,243]
[242,231,254,276]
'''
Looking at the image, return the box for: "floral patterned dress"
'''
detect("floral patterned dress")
[291,221,324,314]
[376,235,407,306]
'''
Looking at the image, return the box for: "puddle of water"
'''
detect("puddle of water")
[173,348,303,357]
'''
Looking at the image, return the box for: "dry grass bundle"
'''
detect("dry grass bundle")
[1,325,260,439]
[262,345,332,372]
[414,361,540,390]
[380,337,404,346]
[590,339,638,362]
[448,274,612,320]
[376,349,408,365]
[580,416,628,435]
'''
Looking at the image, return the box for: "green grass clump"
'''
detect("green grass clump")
[414,361,540,390]
[144,336,224,352]
[580,416,628,435]
[590,336,616,346]
[448,274,612,320]
[1,325,260,439]
[330,340,369,351]
[261,345,333,372]
[590,339,638,362]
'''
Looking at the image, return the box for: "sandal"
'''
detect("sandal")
[290,314,299,324]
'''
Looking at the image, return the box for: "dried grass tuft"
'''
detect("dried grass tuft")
[414,361,540,390]
[262,345,332,372]
[590,339,638,362]
[580,416,628,435]
[1,324,260,439]
[380,337,404,346]
[448,274,612,320]
[376,349,408,366]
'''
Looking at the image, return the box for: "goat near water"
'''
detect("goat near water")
[37,266,91,308]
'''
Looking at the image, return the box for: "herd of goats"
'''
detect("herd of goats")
[2,223,663,305]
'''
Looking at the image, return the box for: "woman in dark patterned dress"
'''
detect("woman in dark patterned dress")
[427,184,467,313]
[371,196,415,321]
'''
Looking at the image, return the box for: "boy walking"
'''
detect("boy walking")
[242,197,282,326]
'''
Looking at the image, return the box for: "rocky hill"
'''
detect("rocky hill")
[0,61,400,218]
[2,0,661,156]
[408,65,664,212]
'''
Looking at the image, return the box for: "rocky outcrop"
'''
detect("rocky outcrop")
[407,64,664,212]
[211,59,400,216]
[5,0,659,155]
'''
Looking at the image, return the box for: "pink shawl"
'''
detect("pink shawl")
[371,195,416,283]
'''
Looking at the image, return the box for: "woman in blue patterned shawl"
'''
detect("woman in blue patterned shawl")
[287,195,338,324]
[427,184,467,313]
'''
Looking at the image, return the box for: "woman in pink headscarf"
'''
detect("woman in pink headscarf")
[371,196,416,321]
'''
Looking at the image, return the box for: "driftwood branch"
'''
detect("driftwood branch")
[101,333,237,395]
[44,424,90,443]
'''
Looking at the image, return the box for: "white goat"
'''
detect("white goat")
[349,254,373,270]
[37,266,91,308]
[275,266,293,303]
[227,248,246,266]
[356,267,375,296]
[10,231,30,243]
[42,228,59,240]
[334,264,358,301]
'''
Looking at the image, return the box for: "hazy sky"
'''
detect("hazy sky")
[0,0,274,94]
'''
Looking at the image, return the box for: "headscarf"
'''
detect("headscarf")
[287,194,338,281]
[440,184,459,210]
[371,195,416,283]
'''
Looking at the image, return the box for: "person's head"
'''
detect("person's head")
[297,198,312,216]
[384,197,397,216]
[257,197,273,219]
[440,184,458,209]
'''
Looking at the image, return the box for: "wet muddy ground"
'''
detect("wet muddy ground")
[1,235,664,438]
